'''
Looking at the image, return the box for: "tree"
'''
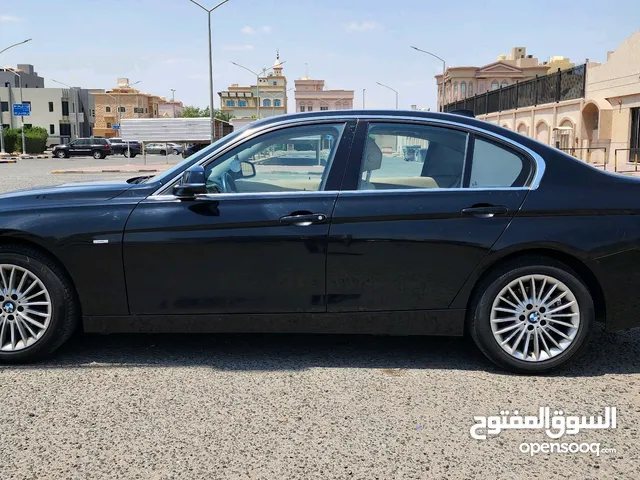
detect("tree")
[179,105,233,122]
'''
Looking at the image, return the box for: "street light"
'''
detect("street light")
[0,39,32,56]
[231,60,287,119]
[411,46,446,112]
[3,67,26,156]
[51,79,81,140]
[171,89,176,117]
[376,81,399,109]
[115,80,140,138]
[189,0,231,143]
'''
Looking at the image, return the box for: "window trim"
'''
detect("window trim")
[151,115,544,197]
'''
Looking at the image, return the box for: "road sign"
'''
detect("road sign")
[12,103,30,116]
[112,125,120,130]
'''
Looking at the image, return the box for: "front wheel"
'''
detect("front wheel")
[56,150,67,159]
[159,150,166,156]
[92,150,104,160]
[173,149,180,155]
[123,150,130,158]
[0,245,79,363]
[469,257,594,373]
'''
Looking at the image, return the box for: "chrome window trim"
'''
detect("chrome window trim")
[150,114,546,197]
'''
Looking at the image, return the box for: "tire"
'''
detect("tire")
[123,150,130,158]
[173,149,179,155]
[160,150,166,156]
[92,150,103,160]
[56,150,67,159]
[468,256,594,373]
[0,245,79,363]
[130,153,137,158]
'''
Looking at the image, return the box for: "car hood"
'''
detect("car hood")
[0,179,138,206]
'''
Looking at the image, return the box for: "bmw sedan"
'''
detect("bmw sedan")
[0,110,638,372]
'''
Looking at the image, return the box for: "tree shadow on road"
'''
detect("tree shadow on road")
[3,325,638,377]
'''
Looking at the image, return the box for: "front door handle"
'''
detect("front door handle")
[461,205,509,218]
[280,213,327,226]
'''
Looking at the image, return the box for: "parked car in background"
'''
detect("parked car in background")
[52,138,112,159]
[182,143,207,158]
[108,139,141,158]
[145,143,182,156]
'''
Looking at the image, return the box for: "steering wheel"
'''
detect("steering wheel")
[220,172,238,193]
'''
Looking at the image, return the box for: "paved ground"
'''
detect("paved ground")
[0,160,638,479]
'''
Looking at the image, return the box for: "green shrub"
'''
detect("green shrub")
[1,126,48,154]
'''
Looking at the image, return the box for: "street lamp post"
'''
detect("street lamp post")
[362,88,366,109]
[171,89,176,117]
[0,39,32,56]
[376,81,399,109]
[411,46,446,112]
[114,80,140,139]
[51,79,81,140]
[231,60,287,120]
[4,68,26,155]
[0,40,32,155]
[189,0,231,143]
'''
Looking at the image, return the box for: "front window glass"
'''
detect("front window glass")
[202,123,346,194]
[358,123,468,190]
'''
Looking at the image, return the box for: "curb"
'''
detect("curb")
[0,154,53,160]
[0,159,17,164]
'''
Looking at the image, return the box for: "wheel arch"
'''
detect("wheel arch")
[462,248,606,325]
[0,234,82,315]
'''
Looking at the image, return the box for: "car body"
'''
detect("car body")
[145,143,182,155]
[52,138,112,159]
[182,143,207,158]
[108,138,141,158]
[1,109,639,371]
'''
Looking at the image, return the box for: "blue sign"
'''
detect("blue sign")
[12,103,30,116]
[112,125,120,130]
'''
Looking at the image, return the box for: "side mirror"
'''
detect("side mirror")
[173,165,207,199]
[240,160,256,178]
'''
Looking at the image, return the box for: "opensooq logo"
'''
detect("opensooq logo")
[470,407,616,440]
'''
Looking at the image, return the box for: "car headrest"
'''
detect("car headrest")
[363,138,383,172]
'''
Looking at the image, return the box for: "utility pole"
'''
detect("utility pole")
[362,88,366,109]
[171,89,176,117]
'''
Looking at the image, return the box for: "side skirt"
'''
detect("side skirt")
[83,309,466,336]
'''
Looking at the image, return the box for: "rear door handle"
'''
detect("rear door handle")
[280,213,327,226]
[461,205,509,218]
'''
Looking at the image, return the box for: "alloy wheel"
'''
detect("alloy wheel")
[490,274,580,362]
[0,264,52,352]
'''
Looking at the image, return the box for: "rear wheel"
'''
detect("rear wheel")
[92,150,104,159]
[173,149,180,155]
[123,150,130,158]
[160,150,166,156]
[0,245,78,363]
[469,257,594,373]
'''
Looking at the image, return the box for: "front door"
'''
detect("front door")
[124,120,355,315]
[69,138,90,156]
[327,120,532,312]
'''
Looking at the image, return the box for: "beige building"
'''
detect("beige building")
[440,31,640,169]
[158,100,184,118]
[295,78,354,112]
[219,54,288,120]
[91,78,163,138]
[435,47,571,111]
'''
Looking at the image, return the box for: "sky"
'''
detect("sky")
[1,0,639,113]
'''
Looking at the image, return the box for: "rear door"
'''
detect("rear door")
[327,119,533,312]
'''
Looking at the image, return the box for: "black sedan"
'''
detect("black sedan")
[0,110,638,372]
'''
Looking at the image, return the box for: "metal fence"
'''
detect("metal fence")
[559,147,607,169]
[443,64,586,116]
[614,148,640,173]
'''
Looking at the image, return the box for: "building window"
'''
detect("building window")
[61,101,69,116]
[49,124,55,134]
[59,124,71,136]
[145,108,148,113]
[118,106,126,113]
[453,82,459,99]
[468,82,473,96]
[263,99,271,107]
[274,99,281,107]
[106,106,111,113]
[461,82,466,98]
[25,124,32,129]
[226,100,235,107]
[501,80,509,88]
[48,101,54,112]
[273,81,277,86]
[106,122,112,128]
[133,107,144,113]
[320,106,329,111]
[2,124,9,131]
[307,106,313,112]
[300,106,306,112]
[0,102,8,112]
[238,100,247,107]
[491,80,499,91]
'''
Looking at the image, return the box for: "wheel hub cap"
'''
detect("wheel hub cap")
[490,274,580,362]
[2,301,16,313]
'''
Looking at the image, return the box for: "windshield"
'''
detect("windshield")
[144,123,253,185]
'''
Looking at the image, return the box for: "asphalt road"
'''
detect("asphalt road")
[0,159,638,479]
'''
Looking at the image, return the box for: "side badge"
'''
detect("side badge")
[93,239,109,244]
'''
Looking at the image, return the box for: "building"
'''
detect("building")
[158,99,184,118]
[0,64,45,89]
[219,53,288,120]
[295,78,354,112]
[435,47,572,111]
[91,78,164,138]
[441,30,640,168]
